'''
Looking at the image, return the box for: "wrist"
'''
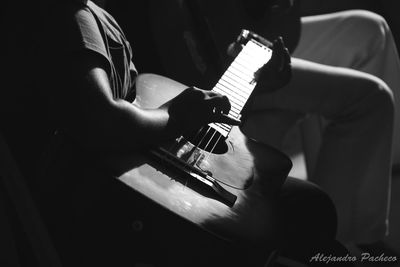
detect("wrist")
[158,105,185,138]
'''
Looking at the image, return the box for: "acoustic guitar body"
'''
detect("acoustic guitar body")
[106,74,292,247]
[43,71,292,266]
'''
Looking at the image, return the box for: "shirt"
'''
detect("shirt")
[83,1,137,99]
[2,0,137,186]
[56,0,137,100]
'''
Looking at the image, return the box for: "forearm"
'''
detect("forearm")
[73,99,181,152]
[58,54,236,152]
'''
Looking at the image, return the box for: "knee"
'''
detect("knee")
[333,75,394,123]
[344,10,392,48]
[361,77,394,118]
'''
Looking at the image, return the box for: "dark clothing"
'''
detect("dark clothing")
[2,0,136,192]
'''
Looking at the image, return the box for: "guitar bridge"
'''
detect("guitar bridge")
[149,147,237,207]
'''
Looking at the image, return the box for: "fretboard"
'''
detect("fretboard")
[210,39,272,137]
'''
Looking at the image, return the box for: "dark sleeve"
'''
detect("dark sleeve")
[40,1,111,79]
[71,8,109,60]
[54,4,112,72]
[36,4,114,129]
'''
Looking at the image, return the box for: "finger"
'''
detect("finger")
[274,38,286,71]
[283,49,292,74]
[279,47,292,78]
[207,95,231,114]
[205,91,220,98]
[278,48,290,72]
[268,44,283,69]
[273,36,285,50]
[272,37,292,72]
[184,86,205,101]
[284,46,291,64]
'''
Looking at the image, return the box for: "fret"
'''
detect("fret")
[228,108,239,115]
[238,47,264,64]
[232,52,260,72]
[232,53,256,69]
[226,105,241,115]
[228,62,255,81]
[228,100,246,111]
[226,68,254,88]
[225,67,254,87]
[230,57,253,75]
[229,106,241,114]
[220,74,253,95]
[214,85,247,103]
[210,123,230,136]
[246,41,270,57]
[221,75,253,97]
[233,46,266,68]
[228,60,258,82]
[217,80,250,101]
[215,123,231,131]
[229,101,244,112]
[232,51,259,69]
[236,51,261,67]
[241,50,266,64]
[228,110,240,117]
[234,55,262,75]
[219,96,245,111]
[242,46,271,68]
[217,78,251,97]
[225,60,261,84]
[218,96,245,111]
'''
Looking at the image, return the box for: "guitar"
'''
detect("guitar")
[106,31,292,245]
[108,74,291,244]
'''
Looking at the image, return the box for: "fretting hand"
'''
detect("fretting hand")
[254,36,291,93]
[227,35,292,94]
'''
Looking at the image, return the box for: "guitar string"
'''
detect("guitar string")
[205,134,223,163]
[190,127,204,145]
[180,125,212,165]
[204,123,231,164]
[201,127,219,158]
[184,126,208,159]
[196,126,213,149]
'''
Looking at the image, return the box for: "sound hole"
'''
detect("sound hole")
[184,126,228,154]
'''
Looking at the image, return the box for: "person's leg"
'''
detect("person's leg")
[243,57,394,244]
[295,9,400,165]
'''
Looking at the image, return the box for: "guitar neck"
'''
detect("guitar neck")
[210,37,272,137]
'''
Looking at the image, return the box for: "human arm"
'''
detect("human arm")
[53,52,239,152]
